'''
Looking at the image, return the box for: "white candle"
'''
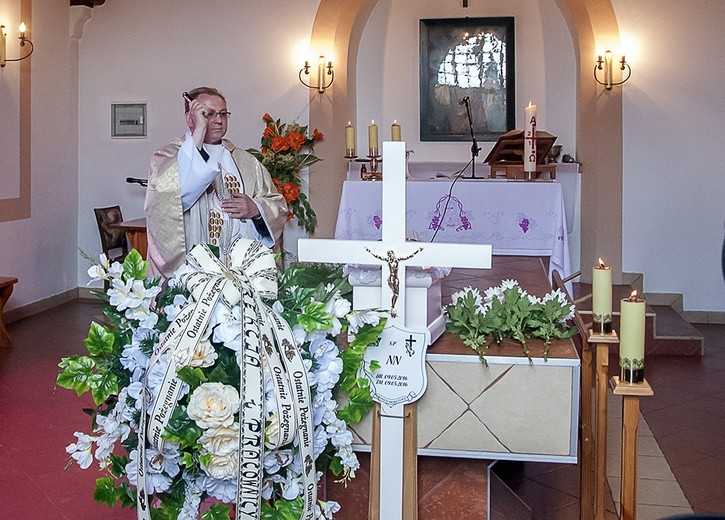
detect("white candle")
[524,102,537,172]
[391,120,401,141]
[345,121,356,154]
[368,120,378,152]
[592,258,612,333]
[620,290,646,382]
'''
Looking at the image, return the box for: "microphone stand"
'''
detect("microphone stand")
[462,97,481,179]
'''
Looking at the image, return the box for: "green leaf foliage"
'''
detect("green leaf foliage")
[201,503,234,520]
[163,405,202,448]
[298,301,333,332]
[93,477,120,507]
[84,322,115,357]
[336,381,374,424]
[260,497,304,520]
[56,355,96,395]
[122,249,147,280]
[89,369,119,405]
[176,366,209,391]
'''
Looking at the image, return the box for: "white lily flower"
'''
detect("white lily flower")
[66,431,96,469]
[346,308,385,335]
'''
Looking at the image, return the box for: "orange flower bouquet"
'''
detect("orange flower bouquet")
[247,113,324,234]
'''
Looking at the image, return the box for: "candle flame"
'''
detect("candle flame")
[393,119,398,124]
[347,121,352,126]
[528,101,533,108]
[598,257,605,268]
[371,119,375,125]
[19,22,26,34]
[629,290,638,301]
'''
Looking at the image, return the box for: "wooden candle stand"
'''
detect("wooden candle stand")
[610,377,654,520]
[588,329,619,520]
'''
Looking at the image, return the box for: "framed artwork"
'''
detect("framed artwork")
[111,103,147,138]
[419,17,515,142]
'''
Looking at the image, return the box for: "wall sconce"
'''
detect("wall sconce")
[1,22,34,67]
[299,56,334,93]
[594,50,631,89]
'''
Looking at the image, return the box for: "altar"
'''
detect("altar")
[335,177,572,280]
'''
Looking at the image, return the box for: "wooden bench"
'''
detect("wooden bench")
[0,277,18,349]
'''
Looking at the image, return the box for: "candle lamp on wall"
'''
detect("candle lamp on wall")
[299,55,334,93]
[0,22,34,67]
[592,257,613,334]
[594,50,632,90]
[620,290,646,383]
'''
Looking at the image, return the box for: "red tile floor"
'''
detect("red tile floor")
[1,271,724,518]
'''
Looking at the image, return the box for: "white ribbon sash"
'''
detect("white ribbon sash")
[136,239,316,520]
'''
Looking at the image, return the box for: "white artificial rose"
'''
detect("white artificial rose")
[186,383,240,429]
[199,423,239,456]
[189,339,218,368]
[201,452,238,480]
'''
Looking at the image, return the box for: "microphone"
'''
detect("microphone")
[458,96,470,106]
[126,177,148,187]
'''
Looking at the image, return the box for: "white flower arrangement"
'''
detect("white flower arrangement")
[445,279,577,363]
[58,249,386,520]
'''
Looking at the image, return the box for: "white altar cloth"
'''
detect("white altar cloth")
[334,179,571,280]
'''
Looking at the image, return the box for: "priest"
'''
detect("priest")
[144,86,286,278]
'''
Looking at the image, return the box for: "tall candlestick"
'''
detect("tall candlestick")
[368,120,379,155]
[345,121,356,157]
[524,102,537,173]
[592,258,612,334]
[391,119,401,141]
[620,290,645,383]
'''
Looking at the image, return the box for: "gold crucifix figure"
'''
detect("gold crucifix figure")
[365,247,423,317]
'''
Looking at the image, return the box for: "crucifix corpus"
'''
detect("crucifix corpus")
[298,141,492,520]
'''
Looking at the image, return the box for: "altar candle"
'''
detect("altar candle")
[620,290,646,383]
[524,102,537,172]
[368,120,378,152]
[391,120,401,141]
[592,258,612,334]
[345,121,356,155]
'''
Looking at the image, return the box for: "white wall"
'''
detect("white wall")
[76,0,318,285]
[356,0,577,166]
[0,0,79,311]
[613,0,725,312]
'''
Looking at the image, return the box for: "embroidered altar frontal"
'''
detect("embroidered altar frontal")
[349,335,580,463]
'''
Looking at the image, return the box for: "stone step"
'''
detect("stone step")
[572,283,704,356]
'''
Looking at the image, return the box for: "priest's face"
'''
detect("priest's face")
[192,93,229,144]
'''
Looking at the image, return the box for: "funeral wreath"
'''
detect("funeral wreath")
[58,241,386,520]
[445,280,577,364]
[247,114,324,235]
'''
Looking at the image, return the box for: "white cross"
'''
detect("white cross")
[298,141,492,520]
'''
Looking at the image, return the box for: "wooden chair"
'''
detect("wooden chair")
[94,206,129,288]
